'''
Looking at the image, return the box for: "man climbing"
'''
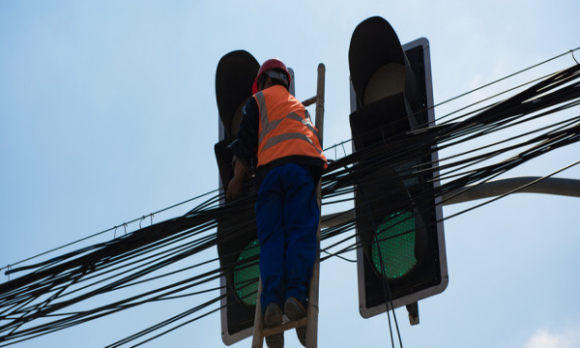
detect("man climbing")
[227,58,327,348]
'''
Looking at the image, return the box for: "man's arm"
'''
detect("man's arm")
[226,157,249,200]
[226,98,259,200]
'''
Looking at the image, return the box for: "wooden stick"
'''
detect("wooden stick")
[315,63,325,146]
[251,279,264,348]
[305,62,326,348]
[262,317,309,337]
[302,96,317,107]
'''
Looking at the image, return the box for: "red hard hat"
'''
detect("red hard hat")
[252,58,291,94]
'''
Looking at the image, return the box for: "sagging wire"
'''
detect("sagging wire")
[445,160,580,222]
[0,189,220,275]
[1,54,580,347]
[321,250,356,263]
[339,155,404,348]
[431,46,580,119]
[571,49,580,65]
[321,46,580,150]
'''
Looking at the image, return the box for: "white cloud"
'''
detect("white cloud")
[524,327,580,348]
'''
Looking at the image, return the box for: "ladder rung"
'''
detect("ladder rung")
[262,317,308,337]
[301,96,317,106]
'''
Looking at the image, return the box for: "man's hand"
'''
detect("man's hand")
[227,175,243,200]
[226,157,249,201]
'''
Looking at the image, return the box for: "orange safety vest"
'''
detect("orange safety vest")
[254,85,327,169]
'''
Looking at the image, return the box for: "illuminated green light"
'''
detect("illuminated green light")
[233,239,260,306]
[371,211,417,280]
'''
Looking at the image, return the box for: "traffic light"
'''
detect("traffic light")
[214,51,298,344]
[214,50,261,345]
[348,16,448,320]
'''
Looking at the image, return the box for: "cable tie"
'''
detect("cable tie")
[139,216,146,229]
[571,49,579,65]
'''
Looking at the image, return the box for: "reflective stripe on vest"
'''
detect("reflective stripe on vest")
[255,86,327,168]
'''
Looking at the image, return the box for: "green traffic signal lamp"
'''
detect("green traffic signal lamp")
[233,239,260,307]
[372,210,418,280]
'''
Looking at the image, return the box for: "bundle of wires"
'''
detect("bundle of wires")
[1,57,579,347]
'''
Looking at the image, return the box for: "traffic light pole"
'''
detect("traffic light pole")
[320,177,580,229]
[441,176,580,204]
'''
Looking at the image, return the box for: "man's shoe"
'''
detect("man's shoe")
[264,303,284,348]
[284,297,307,347]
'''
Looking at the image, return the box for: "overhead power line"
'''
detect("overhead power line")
[1,52,580,347]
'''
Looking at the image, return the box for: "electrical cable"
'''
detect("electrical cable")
[1,54,580,347]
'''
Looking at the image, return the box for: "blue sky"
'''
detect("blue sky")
[1,1,579,348]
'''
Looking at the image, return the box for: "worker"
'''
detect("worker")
[227,58,327,348]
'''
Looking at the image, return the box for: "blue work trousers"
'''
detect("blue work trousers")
[255,163,319,313]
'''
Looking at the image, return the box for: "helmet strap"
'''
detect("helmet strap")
[265,70,289,88]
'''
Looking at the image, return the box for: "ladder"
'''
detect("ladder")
[251,63,326,348]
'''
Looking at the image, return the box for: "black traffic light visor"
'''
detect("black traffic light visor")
[215,50,260,139]
[349,16,406,106]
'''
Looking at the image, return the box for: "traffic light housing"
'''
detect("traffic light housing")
[349,17,448,319]
[215,50,261,345]
[214,51,298,344]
